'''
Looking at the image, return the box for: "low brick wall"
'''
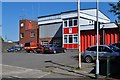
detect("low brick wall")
[2,42,17,53]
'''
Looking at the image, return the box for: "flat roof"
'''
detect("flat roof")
[38,8,98,18]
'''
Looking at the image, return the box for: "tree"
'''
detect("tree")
[0,36,4,42]
[109,1,120,22]
[109,1,120,42]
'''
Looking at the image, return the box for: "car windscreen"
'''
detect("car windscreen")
[109,45,120,52]
[113,43,120,48]
[15,46,21,48]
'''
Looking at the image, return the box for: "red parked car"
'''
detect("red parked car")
[24,42,44,53]
[34,44,44,53]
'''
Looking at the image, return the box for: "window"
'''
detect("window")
[42,41,48,45]
[69,19,72,26]
[69,35,72,43]
[64,20,67,27]
[64,35,68,43]
[64,34,78,44]
[73,34,78,43]
[20,33,24,38]
[21,22,24,27]
[74,19,78,26]
[64,19,78,27]
[31,32,35,37]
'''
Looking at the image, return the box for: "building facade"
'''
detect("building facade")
[19,9,119,52]
[38,9,120,52]
[19,20,39,47]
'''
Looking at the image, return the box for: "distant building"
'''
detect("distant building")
[19,20,39,47]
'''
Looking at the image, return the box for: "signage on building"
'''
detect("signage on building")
[69,28,72,33]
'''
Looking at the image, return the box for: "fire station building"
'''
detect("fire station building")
[19,20,39,47]
[38,9,119,52]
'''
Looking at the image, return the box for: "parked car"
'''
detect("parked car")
[83,45,120,63]
[34,44,44,53]
[111,43,120,48]
[44,44,67,53]
[7,45,22,52]
[24,42,44,53]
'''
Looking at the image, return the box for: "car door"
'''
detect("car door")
[87,46,97,58]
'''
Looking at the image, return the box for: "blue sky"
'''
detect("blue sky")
[2,2,117,41]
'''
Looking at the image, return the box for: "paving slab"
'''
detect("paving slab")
[2,64,50,78]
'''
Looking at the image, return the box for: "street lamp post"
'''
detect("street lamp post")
[102,25,105,44]
[78,0,81,69]
[96,0,99,79]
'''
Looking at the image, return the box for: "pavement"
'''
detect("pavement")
[2,62,107,79]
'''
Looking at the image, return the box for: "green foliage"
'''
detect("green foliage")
[0,37,4,42]
[109,1,120,22]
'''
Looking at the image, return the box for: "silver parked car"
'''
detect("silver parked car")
[83,45,120,63]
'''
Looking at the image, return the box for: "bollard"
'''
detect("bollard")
[106,56,110,79]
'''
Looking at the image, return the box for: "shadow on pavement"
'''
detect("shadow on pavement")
[44,60,95,79]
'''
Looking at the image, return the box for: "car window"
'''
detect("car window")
[115,43,120,48]
[99,46,112,52]
[15,46,20,48]
[86,46,97,51]
[109,45,120,52]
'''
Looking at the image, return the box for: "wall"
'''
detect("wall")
[64,28,119,52]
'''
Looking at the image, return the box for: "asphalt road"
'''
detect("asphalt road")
[2,52,87,79]
[2,52,78,70]
[2,51,120,79]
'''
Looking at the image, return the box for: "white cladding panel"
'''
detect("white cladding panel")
[38,19,62,25]
[81,25,94,30]
[38,9,110,25]
[38,15,61,21]
[61,10,110,23]
[101,23,118,29]
[80,9,110,21]
[80,23,118,30]
[80,18,93,25]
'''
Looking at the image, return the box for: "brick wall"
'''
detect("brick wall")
[19,20,39,46]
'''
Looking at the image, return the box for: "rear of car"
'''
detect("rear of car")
[44,44,66,54]
[7,46,22,52]
[24,42,37,53]
[44,44,56,53]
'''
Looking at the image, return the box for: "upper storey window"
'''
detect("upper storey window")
[69,19,72,27]
[64,19,78,28]
[64,20,67,27]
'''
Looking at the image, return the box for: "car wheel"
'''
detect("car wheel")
[36,51,40,54]
[33,50,37,53]
[15,50,18,52]
[85,56,92,63]
[27,51,30,53]
[63,49,67,53]
[53,50,56,54]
